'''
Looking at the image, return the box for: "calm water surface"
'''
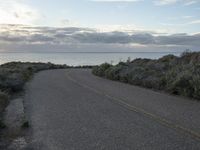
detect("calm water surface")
[0,52,181,66]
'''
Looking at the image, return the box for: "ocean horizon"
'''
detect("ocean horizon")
[0,52,181,66]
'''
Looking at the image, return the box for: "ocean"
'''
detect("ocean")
[0,52,181,66]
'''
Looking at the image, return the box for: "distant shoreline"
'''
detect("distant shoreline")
[0,51,182,54]
[0,51,181,66]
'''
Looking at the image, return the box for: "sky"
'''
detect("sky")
[0,0,200,52]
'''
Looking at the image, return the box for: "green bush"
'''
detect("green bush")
[92,63,112,77]
[191,75,200,99]
[0,91,9,113]
[0,120,6,129]
[0,62,68,92]
[92,52,200,100]
[21,121,30,128]
[0,62,68,119]
[105,65,123,80]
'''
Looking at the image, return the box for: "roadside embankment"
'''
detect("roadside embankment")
[0,62,68,149]
[92,51,200,100]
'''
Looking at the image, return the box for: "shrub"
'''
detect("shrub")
[0,62,68,92]
[191,75,200,99]
[21,121,30,128]
[92,52,200,100]
[92,63,112,76]
[105,65,123,80]
[0,91,9,113]
[0,62,68,117]
[0,120,6,129]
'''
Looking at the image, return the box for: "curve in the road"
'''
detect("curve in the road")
[66,71,200,141]
[24,69,200,150]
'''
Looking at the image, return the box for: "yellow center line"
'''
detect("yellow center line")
[66,71,200,141]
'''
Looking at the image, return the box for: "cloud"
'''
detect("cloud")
[0,24,199,52]
[59,19,80,27]
[90,0,142,2]
[188,19,200,24]
[154,0,199,6]
[154,0,179,5]
[184,0,198,5]
[182,15,194,19]
[0,0,40,24]
[160,18,200,27]
[155,34,200,46]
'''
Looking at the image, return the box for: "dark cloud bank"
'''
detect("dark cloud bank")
[0,24,199,52]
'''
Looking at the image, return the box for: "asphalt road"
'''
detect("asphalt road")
[25,69,200,150]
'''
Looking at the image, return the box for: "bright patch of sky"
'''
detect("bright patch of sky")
[0,0,199,34]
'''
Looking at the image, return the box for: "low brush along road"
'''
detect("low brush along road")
[25,69,200,150]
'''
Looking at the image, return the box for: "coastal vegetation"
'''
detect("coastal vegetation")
[92,51,200,100]
[0,62,68,128]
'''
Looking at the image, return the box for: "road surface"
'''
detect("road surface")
[25,69,200,150]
